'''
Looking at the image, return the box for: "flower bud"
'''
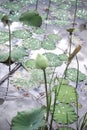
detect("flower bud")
[35,54,48,69]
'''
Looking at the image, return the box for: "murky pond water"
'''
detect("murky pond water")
[0,0,87,130]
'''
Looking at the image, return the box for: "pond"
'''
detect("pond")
[0,0,87,130]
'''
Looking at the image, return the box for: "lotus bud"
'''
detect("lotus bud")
[35,54,48,69]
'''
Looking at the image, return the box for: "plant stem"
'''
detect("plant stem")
[35,0,39,10]
[43,69,49,122]
[49,87,57,130]
[75,56,79,130]
[5,23,11,98]
[69,34,72,56]
[73,0,78,27]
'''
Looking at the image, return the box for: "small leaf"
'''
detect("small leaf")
[19,11,42,27]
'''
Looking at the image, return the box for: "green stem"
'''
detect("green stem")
[50,87,57,130]
[73,0,78,27]
[43,69,49,122]
[35,0,39,10]
[69,34,72,56]
[75,56,79,130]
[5,23,11,98]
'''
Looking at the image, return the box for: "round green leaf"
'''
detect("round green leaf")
[44,53,63,67]
[0,52,9,62]
[0,31,9,44]
[12,30,32,39]
[19,11,42,27]
[66,68,86,82]
[23,59,35,69]
[42,39,56,50]
[55,84,77,103]
[12,108,45,130]
[58,54,68,61]
[23,38,41,50]
[11,47,28,62]
[51,103,77,124]
[48,34,62,42]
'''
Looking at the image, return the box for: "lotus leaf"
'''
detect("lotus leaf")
[19,11,42,27]
[55,84,77,103]
[12,30,32,39]
[44,53,62,67]
[1,2,22,11]
[42,39,56,50]
[11,47,28,62]
[0,31,9,44]
[0,52,9,62]
[23,59,35,69]
[58,54,68,61]
[51,103,77,124]
[12,108,45,130]
[48,34,62,42]
[66,68,86,82]
[23,38,41,50]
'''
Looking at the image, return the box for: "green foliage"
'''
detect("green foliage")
[23,38,41,50]
[23,59,36,69]
[77,9,87,18]
[58,78,69,85]
[0,31,9,44]
[44,53,63,67]
[19,11,42,27]
[12,107,45,130]
[58,54,68,61]
[48,34,62,42]
[55,84,77,103]
[42,39,56,50]
[11,47,28,62]
[66,68,86,82]
[0,52,9,62]
[12,30,32,39]
[51,103,77,124]
[1,2,22,11]
[0,47,27,63]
